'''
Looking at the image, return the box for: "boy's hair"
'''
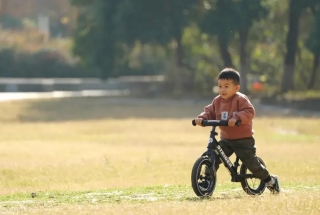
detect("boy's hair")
[218,68,240,85]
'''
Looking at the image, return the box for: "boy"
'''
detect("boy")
[194,68,280,194]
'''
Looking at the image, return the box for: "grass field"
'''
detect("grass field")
[0,97,319,215]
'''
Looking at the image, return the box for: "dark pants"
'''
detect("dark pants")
[214,137,269,180]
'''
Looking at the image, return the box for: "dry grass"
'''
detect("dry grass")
[0,97,319,214]
[8,191,319,215]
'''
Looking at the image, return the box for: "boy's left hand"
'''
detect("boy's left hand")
[228,118,237,127]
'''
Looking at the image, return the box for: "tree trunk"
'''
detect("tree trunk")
[175,33,184,68]
[99,0,118,79]
[170,32,185,95]
[239,28,249,94]
[281,0,302,93]
[308,53,320,90]
[217,34,234,68]
[174,33,196,93]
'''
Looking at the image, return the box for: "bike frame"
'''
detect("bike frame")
[203,126,256,182]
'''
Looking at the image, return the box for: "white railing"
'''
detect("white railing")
[0,90,130,102]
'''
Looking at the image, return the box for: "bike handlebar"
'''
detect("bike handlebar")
[192,119,241,127]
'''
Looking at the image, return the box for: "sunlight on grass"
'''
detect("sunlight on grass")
[0,97,319,214]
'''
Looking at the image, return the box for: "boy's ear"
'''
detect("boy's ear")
[236,85,240,91]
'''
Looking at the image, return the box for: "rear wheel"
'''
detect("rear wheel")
[240,157,267,195]
[191,156,216,197]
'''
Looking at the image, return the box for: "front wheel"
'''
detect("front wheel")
[191,156,216,197]
[240,157,267,195]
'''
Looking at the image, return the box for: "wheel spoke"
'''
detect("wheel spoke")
[191,157,217,197]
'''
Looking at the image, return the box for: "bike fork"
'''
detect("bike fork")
[210,153,216,175]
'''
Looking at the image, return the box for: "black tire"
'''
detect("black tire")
[191,156,217,197]
[240,157,267,195]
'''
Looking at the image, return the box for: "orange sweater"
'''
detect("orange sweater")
[197,92,255,140]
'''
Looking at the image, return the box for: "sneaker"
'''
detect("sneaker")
[266,175,281,194]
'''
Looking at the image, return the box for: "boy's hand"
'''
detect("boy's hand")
[195,118,204,127]
[228,118,237,127]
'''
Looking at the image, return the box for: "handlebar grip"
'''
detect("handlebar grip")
[235,120,241,126]
[192,119,196,126]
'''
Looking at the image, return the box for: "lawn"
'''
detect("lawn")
[0,97,319,215]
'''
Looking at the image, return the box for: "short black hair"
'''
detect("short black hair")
[218,68,240,85]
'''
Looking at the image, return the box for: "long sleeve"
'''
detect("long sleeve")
[234,96,255,124]
[197,100,216,120]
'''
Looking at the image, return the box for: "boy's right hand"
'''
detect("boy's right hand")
[195,118,204,127]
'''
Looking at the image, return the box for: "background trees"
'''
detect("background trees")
[70,0,320,94]
[0,0,319,94]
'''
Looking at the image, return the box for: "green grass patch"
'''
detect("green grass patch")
[1,183,320,208]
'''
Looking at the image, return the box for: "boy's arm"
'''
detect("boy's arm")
[233,96,255,124]
[197,100,216,120]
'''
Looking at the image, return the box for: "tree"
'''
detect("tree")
[281,0,311,93]
[72,0,198,81]
[233,0,268,94]
[199,0,268,93]
[199,0,236,69]
[71,0,120,79]
[116,0,198,69]
[306,2,320,89]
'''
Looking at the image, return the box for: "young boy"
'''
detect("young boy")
[194,68,280,194]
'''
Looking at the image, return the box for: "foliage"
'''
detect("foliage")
[71,0,120,79]
[1,0,320,93]
[0,48,94,77]
[199,0,269,93]
[72,0,199,80]
[0,27,92,78]
[0,14,23,29]
[199,0,269,40]
[306,4,320,55]
[115,0,198,44]
[76,0,320,94]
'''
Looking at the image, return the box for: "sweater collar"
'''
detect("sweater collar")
[221,94,237,103]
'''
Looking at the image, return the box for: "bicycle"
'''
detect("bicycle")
[191,119,267,197]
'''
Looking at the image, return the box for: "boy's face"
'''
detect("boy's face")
[218,79,240,100]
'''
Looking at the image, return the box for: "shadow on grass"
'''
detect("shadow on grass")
[12,97,205,122]
[6,97,320,123]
